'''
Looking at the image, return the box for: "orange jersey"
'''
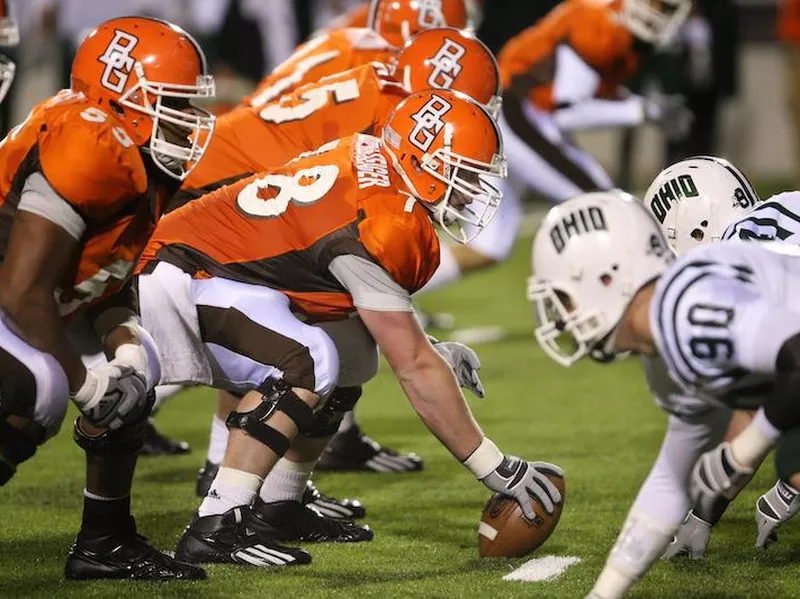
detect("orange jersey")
[143,135,440,320]
[326,3,370,31]
[182,63,406,196]
[498,0,639,112]
[245,28,396,109]
[0,90,175,318]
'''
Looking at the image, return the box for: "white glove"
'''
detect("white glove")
[108,342,148,382]
[690,443,753,516]
[431,339,485,398]
[661,512,712,559]
[481,455,563,519]
[755,479,800,549]
[70,363,148,430]
[644,94,694,141]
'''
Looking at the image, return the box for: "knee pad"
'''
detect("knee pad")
[775,427,800,481]
[226,377,314,456]
[72,408,150,456]
[306,386,363,438]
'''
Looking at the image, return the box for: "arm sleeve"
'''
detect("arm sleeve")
[17,173,86,241]
[328,254,413,312]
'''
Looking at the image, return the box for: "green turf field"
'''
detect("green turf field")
[2,231,800,599]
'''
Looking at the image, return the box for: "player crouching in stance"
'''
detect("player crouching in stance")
[642,157,800,557]
[529,192,800,597]
[0,17,215,579]
[137,89,563,566]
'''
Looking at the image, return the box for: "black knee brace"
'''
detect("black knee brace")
[225,378,314,456]
[765,333,800,431]
[73,418,147,455]
[306,386,363,438]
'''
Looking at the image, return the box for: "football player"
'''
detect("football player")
[529,192,800,597]
[247,0,470,110]
[419,0,692,297]
[0,17,215,580]
[182,26,502,511]
[136,89,563,566]
[642,157,800,557]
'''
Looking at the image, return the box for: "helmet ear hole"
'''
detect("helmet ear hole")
[691,228,705,242]
[600,273,613,287]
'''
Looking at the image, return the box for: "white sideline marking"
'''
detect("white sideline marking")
[503,555,581,583]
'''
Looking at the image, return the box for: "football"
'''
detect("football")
[477,473,566,558]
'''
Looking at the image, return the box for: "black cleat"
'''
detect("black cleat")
[303,479,366,519]
[0,455,15,486]
[316,424,423,473]
[250,498,373,543]
[195,460,219,498]
[65,523,206,580]
[138,419,191,456]
[175,506,311,566]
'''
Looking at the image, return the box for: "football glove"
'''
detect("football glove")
[431,338,485,399]
[755,479,800,549]
[481,456,563,519]
[662,511,712,559]
[70,364,149,430]
[645,94,694,141]
[690,443,753,516]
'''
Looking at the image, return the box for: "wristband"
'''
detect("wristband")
[462,437,503,479]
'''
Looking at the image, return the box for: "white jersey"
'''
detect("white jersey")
[650,241,800,408]
[722,191,800,243]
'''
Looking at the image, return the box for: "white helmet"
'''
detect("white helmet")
[619,0,691,47]
[643,156,761,256]
[528,191,674,367]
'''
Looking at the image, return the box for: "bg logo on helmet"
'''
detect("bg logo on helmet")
[418,0,446,27]
[98,30,139,93]
[409,94,451,152]
[428,39,465,89]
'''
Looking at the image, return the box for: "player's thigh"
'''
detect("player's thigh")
[316,318,378,388]
[466,179,524,261]
[499,98,612,202]
[0,312,69,439]
[191,277,339,397]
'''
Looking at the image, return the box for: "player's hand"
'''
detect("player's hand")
[690,443,753,516]
[645,94,694,141]
[431,339,485,398]
[755,480,800,549]
[70,364,149,430]
[481,456,563,519]
[662,511,712,559]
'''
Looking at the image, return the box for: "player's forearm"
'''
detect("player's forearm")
[0,288,85,390]
[395,348,484,461]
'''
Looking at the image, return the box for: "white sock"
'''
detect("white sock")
[153,384,184,411]
[417,243,461,294]
[198,467,262,517]
[338,410,356,433]
[206,414,229,465]
[259,459,315,503]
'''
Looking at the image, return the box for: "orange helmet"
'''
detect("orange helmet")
[71,17,216,180]
[393,27,501,118]
[381,89,507,243]
[0,0,18,105]
[367,0,470,49]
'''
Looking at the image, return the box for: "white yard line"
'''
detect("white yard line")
[503,555,582,583]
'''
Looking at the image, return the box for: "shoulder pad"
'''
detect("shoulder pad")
[38,102,146,220]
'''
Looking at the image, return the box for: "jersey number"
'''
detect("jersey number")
[258,79,360,124]
[236,165,339,218]
[687,303,735,361]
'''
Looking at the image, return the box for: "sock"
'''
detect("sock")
[206,414,229,465]
[198,467,262,517]
[417,243,461,294]
[80,490,133,536]
[338,410,356,433]
[259,459,315,503]
[153,384,184,412]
